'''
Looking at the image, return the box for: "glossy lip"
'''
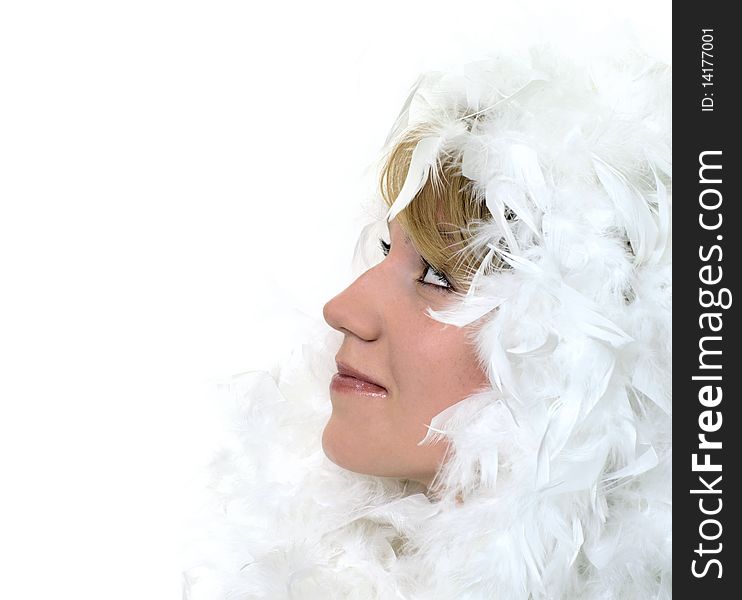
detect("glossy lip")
[335,361,386,389]
[331,361,388,397]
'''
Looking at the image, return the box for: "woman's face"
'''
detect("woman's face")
[322,219,490,488]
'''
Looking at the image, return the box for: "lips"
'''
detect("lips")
[330,361,388,397]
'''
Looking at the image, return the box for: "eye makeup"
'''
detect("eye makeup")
[378,237,453,292]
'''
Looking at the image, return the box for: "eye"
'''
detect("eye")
[419,262,452,291]
[379,236,453,292]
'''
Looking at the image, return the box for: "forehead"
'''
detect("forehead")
[387,218,408,241]
[387,219,419,253]
[388,217,456,246]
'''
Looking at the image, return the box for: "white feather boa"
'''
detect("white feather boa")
[183,44,671,599]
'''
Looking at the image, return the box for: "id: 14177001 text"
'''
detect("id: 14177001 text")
[701,29,715,112]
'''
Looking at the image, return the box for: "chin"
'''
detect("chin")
[322,419,387,477]
[320,421,341,466]
[321,418,362,472]
[321,418,446,483]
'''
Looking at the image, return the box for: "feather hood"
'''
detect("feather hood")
[183,43,671,599]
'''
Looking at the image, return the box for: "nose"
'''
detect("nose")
[323,266,383,342]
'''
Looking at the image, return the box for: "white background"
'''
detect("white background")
[0,1,669,598]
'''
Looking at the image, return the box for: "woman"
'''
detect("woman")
[184,44,671,599]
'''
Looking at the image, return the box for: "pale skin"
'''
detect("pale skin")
[322,219,491,489]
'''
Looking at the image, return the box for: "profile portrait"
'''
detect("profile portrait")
[0,1,676,599]
[182,14,672,600]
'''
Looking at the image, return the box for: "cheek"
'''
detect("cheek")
[393,322,487,421]
[321,313,489,480]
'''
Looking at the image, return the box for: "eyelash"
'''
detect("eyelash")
[379,238,453,292]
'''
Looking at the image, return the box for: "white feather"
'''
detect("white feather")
[427,293,505,327]
[385,136,444,222]
[648,160,671,265]
[603,446,659,481]
[506,331,559,356]
[592,154,658,265]
[508,144,552,214]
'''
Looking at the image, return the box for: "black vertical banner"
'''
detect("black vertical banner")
[675,4,738,595]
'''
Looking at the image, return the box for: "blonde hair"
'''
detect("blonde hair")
[378,125,501,291]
